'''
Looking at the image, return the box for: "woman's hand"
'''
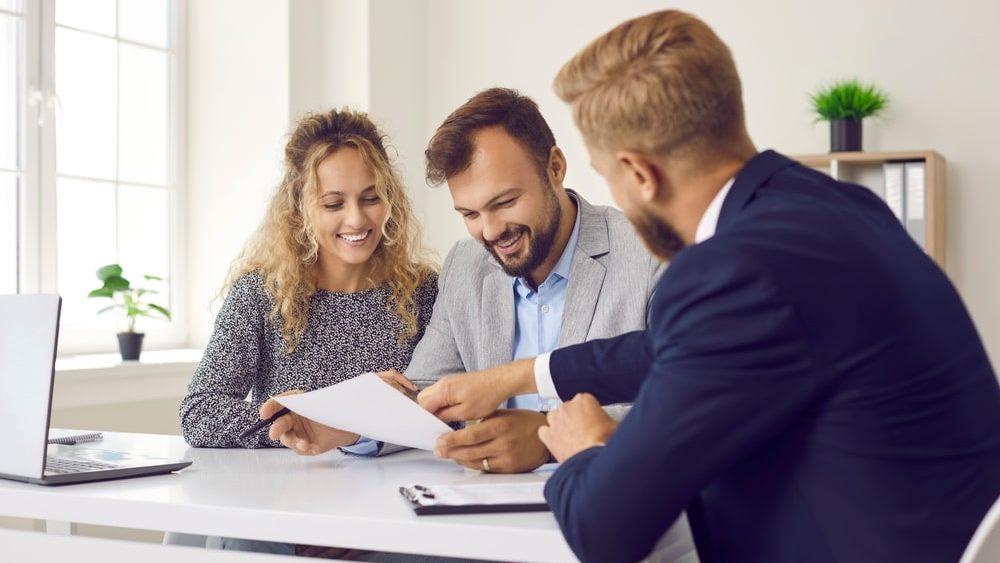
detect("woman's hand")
[260,390,360,455]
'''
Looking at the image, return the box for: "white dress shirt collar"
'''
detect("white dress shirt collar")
[694,178,735,244]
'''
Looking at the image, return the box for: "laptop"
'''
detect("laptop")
[0,294,192,485]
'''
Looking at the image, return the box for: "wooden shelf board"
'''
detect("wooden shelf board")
[792,150,942,167]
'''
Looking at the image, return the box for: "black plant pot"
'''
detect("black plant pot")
[117,332,145,361]
[830,118,863,152]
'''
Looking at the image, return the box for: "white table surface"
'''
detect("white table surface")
[1,528,310,563]
[0,431,577,562]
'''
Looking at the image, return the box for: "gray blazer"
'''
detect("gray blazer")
[406,191,662,386]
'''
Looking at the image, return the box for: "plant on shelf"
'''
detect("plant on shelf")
[810,78,889,153]
[87,263,171,361]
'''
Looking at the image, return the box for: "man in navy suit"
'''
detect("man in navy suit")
[419,9,1000,563]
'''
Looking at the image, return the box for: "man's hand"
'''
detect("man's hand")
[538,393,618,462]
[376,369,419,399]
[260,390,359,455]
[434,409,551,473]
[418,358,537,421]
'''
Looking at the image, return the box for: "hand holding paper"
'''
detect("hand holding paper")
[418,358,538,421]
[273,372,454,452]
[261,390,360,455]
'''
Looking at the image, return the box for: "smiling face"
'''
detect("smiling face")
[311,147,388,272]
[448,127,562,279]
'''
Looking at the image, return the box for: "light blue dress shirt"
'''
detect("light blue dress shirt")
[507,197,582,412]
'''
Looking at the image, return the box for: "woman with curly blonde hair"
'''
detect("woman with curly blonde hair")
[180,108,437,452]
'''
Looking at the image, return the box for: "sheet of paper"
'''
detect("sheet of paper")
[274,372,453,451]
[429,482,546,506]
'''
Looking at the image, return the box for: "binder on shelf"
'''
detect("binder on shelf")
[882,162,905,222]
[399,481,549,515]
[904,160,927,250]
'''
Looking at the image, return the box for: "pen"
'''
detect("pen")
[239,407,291,440]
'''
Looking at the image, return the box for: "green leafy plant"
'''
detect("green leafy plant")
[87,264,171,333]
[810,79,889,121]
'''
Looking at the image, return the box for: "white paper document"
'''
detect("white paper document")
[428,482,545,506]
[274,372,453,451]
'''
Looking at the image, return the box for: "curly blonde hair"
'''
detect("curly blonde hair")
[225,108,433,352]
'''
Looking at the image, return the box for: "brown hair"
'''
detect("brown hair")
[425,87,556,185]
[553,10,744,157]
[226,108,433,352]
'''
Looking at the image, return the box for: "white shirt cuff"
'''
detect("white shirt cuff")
[533,353,560,401]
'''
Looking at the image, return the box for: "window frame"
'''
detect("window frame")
[9,0,187,356]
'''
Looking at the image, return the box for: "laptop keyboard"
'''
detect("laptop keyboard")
[46,456,121,474]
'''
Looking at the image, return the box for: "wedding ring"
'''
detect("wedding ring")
[481,457,491,472]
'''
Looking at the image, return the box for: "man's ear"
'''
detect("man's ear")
[616,150,661,203]
[547,146,568,185]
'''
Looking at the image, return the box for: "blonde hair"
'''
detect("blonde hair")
[225,108,433,352]
[553,10,744,157]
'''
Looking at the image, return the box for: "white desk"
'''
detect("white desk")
[1,528,308,563]
[0,432,577,562]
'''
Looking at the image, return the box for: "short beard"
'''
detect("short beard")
[486,187,562,279]
[633,207,686,262]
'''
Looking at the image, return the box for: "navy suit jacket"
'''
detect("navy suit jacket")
[544,150,1000,563]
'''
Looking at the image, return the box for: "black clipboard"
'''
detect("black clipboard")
[399,482,550,515]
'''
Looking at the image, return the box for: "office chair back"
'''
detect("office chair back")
[960,495,1000,563]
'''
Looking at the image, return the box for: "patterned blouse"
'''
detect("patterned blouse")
[179,271,438,448]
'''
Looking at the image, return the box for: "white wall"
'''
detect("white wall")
[422,0,1000,366]
[185,0,290,345]
[289,0,371,120]
[183,0,999,367]
[369,0,430,233]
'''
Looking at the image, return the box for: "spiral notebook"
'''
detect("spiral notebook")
[399,481,549,515]
[48,431,104,445]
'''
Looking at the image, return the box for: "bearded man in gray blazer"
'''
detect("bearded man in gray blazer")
[397,87,662,475]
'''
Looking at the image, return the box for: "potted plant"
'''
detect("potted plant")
[810,79,889,152]
[87,264,171,361]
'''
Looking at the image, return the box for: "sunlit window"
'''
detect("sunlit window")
[1,0,182,353]
[0,1,22,295]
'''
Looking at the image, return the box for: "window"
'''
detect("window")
[0,1,23,296]
[1,0,182,354]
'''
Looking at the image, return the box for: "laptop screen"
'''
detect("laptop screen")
[0,294,61,480]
